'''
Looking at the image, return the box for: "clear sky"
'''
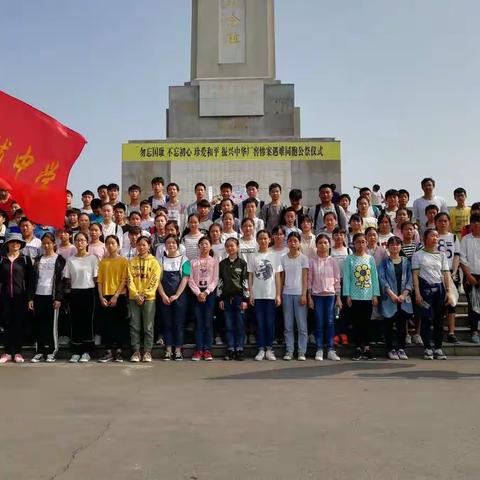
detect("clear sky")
[2,0,479,205]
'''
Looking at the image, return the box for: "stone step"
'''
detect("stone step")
[5,342,480,360]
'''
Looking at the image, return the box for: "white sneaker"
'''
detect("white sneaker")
[298,353,306,361]
[254,349,265,361]
[94,335,102,346]
[265,349,276,361]
[315,350,324,361]
[30,353,44,363]
[327,350,341,361]
[214,335,223,345]
[423,349,434,360]
[69,354,81,363]
[413,334,423,345]
[434,348,447,360]
[79,353,91,363]
[388,350,400,360]
[308,334,316,344]
[283,351,293,361]
[405,334,412,345]
[397,349,409,360]
[155,335,165,346]
[45,354,56,363]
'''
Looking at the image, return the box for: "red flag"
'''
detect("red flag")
[0,91,86,228]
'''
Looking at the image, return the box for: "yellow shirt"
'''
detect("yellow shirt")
[450,206,471,238]
[97,256,128,296]
[128,254,161,301]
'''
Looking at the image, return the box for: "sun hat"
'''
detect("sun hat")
[3,232,26,249]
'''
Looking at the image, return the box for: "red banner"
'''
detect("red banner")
[0,91,86,227]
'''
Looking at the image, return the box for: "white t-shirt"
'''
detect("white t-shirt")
[281,252,309,295]
[212,243,227,261]
[221,231,239,244]
[64,255,99,289]
[412,196,448,226]
[101,222,123,248]
[437,233,460,270]
[412,249,449,284]
[331,246,351,279]
[248,251,283,300]
[239,238,257,263]
[155,243,186,261]
[378,232,394,249]
[36,254,58,295]
[22,237,42,259]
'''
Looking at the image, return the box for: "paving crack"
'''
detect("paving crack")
[48,420,112,480]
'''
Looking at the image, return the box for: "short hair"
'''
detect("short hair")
[352,232,366,243]
[434,212,450,222]
[40,232,56,244]
[398,189,410,198]
[364,226,378,236]
[91,198,102,209]
[167,182,179,191]
[332,226,347,236]
[330,183,337,191]
[315,233,331,244]
[323,211,337,220]
[129,211,141,219]
[104,234,120,246]
[165,220,180,234]
[385,189,399,198]
[301,215,314,225]
[114,202,126,212]
[0,209,7,221]
[372,184,381,191]
[377,213,392,227]
[246,180,259,189]
[453,187,466,197]
[128,226,142,235]
[241,217,254,227]
[220,197,234,207]
[269,183,282,192]
[349,214,362,224]
[387,236,402,246]
[425,204,439,214]
[287,231,301,242]
[154,205,168,216]
[66,189,73,196]
[209,222,222,232]
[136,235,151,245]
[194,182,206,191]
[101,202,114,210]
[154,212,168,222]
[356,195,370,205]
[284,206,297,215]
[256,229,270,239]
[164,233,180,247]
[471,202,480,211]
[470,213,480,223]
[225,236,239,247]
[359,187,371,194]
[400,221,415,231]
[197,199,211,209]
[97,184,108,192]
[423,228,438,242]
[67,208,81,216]
[151,176,164,186]
[272,225,286,236]
[220,182,233,191]
[19,217,33,226]
[107,183,119,191]
[82,190,94,197]
[139,199,151,207]
[318,183,332,192]
[339,193,351,203]
[244,197,258,207]
[421,177,435,187]
[289,189,302,201]
[128,184,141,193]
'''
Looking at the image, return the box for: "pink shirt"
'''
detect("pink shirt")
[188,256,219,296]
[308,255,341,296]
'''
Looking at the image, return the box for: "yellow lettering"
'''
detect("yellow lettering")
[227,33,240,44]
[35,160,60,190]
[0,138,12,164]
[13,145,35,179]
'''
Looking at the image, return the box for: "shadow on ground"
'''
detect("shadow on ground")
[209,362,480,381]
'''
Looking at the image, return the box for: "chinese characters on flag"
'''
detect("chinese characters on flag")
[0,91,86,227]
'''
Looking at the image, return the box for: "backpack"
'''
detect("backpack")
[313,204,343,230]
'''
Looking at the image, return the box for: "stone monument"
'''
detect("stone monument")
[122,0,340,206]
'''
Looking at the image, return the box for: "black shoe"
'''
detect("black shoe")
[446,333,460,344]
[224,349,234,361]
[352,348,363,361]
[235,350,244,361]
[98,351,113,363]
[114,351,124,363]
[363,349,376,360]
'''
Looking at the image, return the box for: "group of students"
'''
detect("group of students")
[0,176,479,364]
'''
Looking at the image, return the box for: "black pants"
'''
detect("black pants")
[33,294,58,355]
[419,278,445,350]
[100,294,129,350]
[1,295,27,356]
[384,309,408,351]
[70,288,95,355]
[464,274,480,333]
[350,300,372,348]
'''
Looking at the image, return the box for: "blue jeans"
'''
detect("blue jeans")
[282,294,308,354]
[160,295,187,348]
[223,296,245,351]
[254,299,276,348]
[313,295,335,349]
[193,293,215,351]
